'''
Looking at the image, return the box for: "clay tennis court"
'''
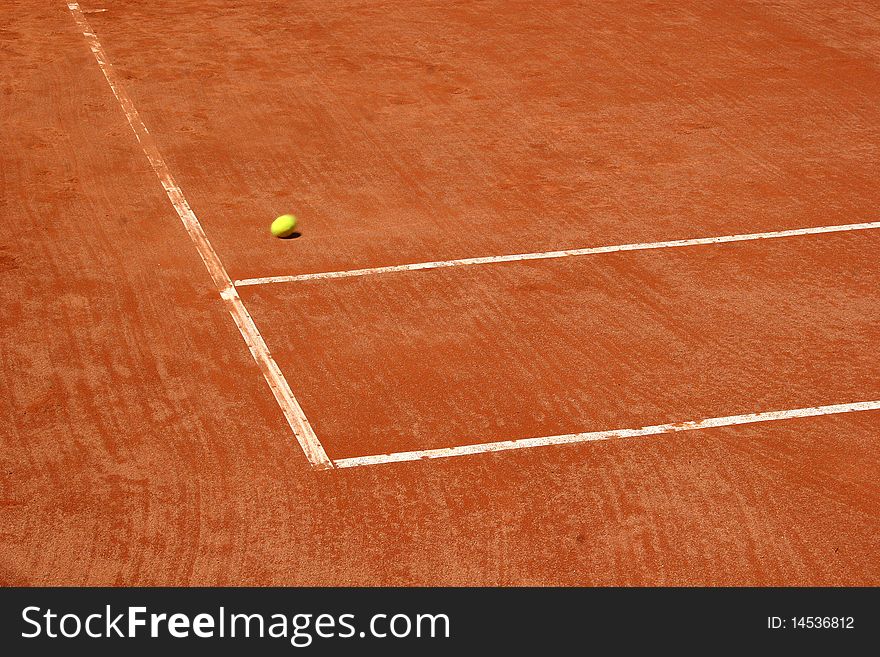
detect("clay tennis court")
[2,0,878,585]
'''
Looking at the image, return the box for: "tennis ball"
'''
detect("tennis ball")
[270,214,298,238]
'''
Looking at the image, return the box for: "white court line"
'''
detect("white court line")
[66,1,880,474]
[236,220,880,286]
[332,400,880,468]
[66,2,333,469]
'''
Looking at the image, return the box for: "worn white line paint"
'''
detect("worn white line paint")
[67,2,333,469]
[331,400,880,468]
[236,220,880,286]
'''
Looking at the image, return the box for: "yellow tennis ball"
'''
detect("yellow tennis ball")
[270,214,298,238]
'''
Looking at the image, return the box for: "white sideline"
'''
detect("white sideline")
[67,2,333,469]
[235,220,880,286]
[331,400,880,468]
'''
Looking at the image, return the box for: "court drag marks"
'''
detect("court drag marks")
[0,0,878,584]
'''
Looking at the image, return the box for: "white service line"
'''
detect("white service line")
[66,2,333,470]
[236,220,880,286]
[331,400,880,468]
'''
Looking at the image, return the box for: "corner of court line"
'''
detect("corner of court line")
[64,0,335,471]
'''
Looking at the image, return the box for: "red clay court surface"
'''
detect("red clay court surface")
[2,1,879,584]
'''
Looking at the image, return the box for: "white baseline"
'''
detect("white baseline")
[332,400,880,468]
[236,220,880,286]
[67,2,333,469]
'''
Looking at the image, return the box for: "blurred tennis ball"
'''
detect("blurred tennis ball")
[270,214,298,238]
